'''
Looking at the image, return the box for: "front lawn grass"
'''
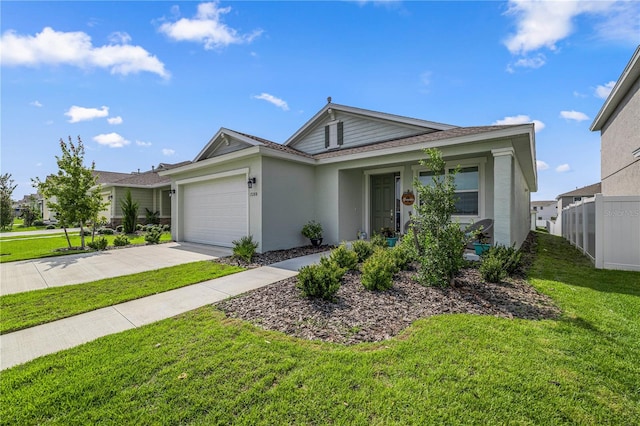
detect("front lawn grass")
[1,232,639,424]
[0,261,244,334]
[0,232,172,263]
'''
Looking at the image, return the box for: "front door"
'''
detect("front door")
[370,174,396,235]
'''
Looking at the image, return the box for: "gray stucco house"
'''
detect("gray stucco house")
[160,102,537,253]
[591,45,640,196]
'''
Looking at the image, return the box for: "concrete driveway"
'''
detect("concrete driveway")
[0,242,232,296]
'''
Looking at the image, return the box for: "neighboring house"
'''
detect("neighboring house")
[550,183,601,236]
[12,193,45,220]
[160,102,537,252]
[531,200,557,226]
[94,162,189,227]
[590,45,639,196]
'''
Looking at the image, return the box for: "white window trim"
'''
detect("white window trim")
[411,157,486,222]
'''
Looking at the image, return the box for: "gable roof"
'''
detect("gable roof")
[557,182,602,199]
[531,200,556,207]
[284,102,457,147]
[591,45,640,131]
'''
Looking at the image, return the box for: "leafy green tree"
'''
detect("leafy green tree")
[0,173,17,230]
[33,136,107,249]
[411,148,466,286]
[21,195,41,227]
[121,189,139,234]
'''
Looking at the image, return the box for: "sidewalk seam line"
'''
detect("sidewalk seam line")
[32,262,51,289]
[111,306,138,329]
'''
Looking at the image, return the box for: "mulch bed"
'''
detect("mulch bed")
[216,234,561,345]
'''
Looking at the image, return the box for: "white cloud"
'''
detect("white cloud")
[537,160,550,171]
[159,1,263,50]
[493,114,546,132]
[93,132,130,148]
[162,148,175,156]
[30,100,43,107]
[511,53,546,70]
[556,163,571,173]
[503,0,616,55]
[107,116,123,125]
[595,81,615,99]
[253,93,289,111]
[560,110,589,122]
[136,140,152,147]
[65,105,109,123]
[108,32,132,45]
[0,27,169,78]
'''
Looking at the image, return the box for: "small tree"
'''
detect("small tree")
[0,173,17,230]
[21,195,41,227]
[412,148,466,286]
[121,189,138,234]
[33,136,107,249]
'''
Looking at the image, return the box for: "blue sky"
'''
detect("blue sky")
[2,0,638,201]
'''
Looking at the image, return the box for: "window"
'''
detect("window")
[418,165,479,216]
[540,206,544,210]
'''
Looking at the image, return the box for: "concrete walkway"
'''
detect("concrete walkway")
[0,227,81,238]
[1,242,233,296]
[0,251,328,370]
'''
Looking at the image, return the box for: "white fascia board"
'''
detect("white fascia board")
[316,125,533,165]
[258,147,316,165]
[192,127,262,162]
[590,46,640,131]
[160,146,262,176]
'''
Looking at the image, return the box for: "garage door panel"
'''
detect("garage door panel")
[182,175,248,247]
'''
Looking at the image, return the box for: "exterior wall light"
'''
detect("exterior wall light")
[169,189,176,197]
[247,177,256,189]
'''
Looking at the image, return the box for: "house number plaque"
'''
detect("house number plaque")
[401,191,415,206]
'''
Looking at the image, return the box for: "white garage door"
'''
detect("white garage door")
[182,175,247,247]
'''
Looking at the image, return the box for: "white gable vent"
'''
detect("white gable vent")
[324,120,343,149]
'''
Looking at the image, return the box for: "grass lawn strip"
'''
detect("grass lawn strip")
[0,261,244,334]
[1,233,639,424]
[0,233,172,263]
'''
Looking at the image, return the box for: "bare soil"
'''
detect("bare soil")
[216,235,560,345]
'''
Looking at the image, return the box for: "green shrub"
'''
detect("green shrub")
[113,235,129,247]
[33,220,45,227]
[329,243,358,270]
[87,237,108,251]
[116,225,124,233]
[370,233,388,250]
[121,189,138,234]
[162,224,170,232]
[351,240,375,263]
[144,226,162,244]
[483,245,523,276]
[145,208,160,225]
[45,224,56,230]
[301,220,323,240]
[97,227,114,235]
[391,235,416,271]
[136,223,143,231]
[296,257,345,301]
[232,235,259,262]
[361,248,397,291]
[79,229,92,237]
[480,255,506,283]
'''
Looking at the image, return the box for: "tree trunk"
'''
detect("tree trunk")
[80,224,85,249]
[63,226,72,248]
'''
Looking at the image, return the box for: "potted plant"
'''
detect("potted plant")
[472,228,491,255]
[380,227,398,247]
[301,221,323,246]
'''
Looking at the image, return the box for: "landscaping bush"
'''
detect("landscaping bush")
[370,233,388,250]
[79,229,92,237]
[144,226,162,244]
[162,224,170,232]
[361,248,398,291]
[113,235,129,247]
[121,189,138,234]
[87,237,108,251]
[145,208,160,225]
[329,243,359,270]
[33,220,45,227]
[115,225,124,233]
[480,255,506,283]
[97,227,115,235]
[351,240,375,263]
[136,223,143,231]
[232,235,259,262]
[483,245,523,276]
[45,224,56,230]
[296,257,345,301]
[391,235,416,271]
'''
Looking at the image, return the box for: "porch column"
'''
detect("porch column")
[492,148,514,246]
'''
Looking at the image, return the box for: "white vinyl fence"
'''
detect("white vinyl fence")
[562,194,640,271]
